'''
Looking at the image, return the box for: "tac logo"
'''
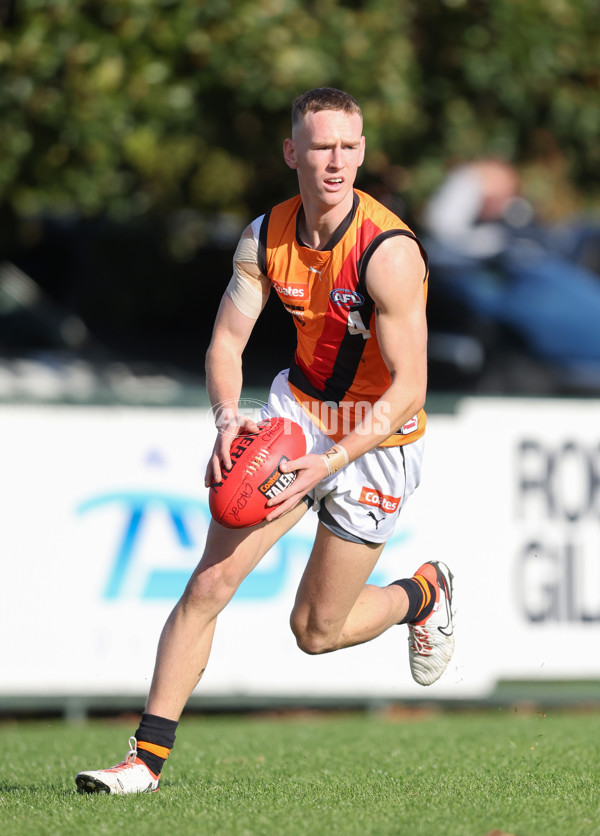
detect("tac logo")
[76,488,395,602]
[330,288,365,309]
[77,489,393,602]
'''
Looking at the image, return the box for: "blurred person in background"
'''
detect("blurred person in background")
[422,159,526,260]
[422,158,600,394]
[423,157,600,270]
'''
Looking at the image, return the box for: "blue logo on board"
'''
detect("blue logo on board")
[77,491,405,602]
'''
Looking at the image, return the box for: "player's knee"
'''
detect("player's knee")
[290,611,336,655]
[295,630,337,655]
[181,563,239,616]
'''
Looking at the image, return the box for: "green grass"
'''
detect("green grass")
[2,709,600,835]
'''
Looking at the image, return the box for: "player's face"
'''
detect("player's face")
[284,109,365,211]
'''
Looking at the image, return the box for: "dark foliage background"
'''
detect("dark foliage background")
[1,0,599,386]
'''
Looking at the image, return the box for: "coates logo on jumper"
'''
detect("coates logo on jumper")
[272,280,309,301]
[359,487,401,514]
[330,288,364,309]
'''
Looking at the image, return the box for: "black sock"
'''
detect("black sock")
[391,577,436,624]
[135,713,178,777]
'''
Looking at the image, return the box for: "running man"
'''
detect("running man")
[76,88,454,795]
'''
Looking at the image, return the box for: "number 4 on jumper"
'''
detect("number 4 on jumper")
[347,310,371,339]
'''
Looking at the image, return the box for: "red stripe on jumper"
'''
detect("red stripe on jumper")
[300,217,380,388]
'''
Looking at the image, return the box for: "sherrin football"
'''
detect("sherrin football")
[209,417,307,528]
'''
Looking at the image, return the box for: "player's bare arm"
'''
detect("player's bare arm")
[204,234,270,484]
[351,233,428,448]
[266,234,427,520]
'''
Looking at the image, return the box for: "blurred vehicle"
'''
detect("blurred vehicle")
[424,224,600,395]
[421,160,600,395]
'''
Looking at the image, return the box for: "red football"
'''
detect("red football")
[209,417,307,528]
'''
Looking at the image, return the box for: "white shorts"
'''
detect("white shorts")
[261,370,424,545]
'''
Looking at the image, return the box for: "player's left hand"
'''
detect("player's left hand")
[265,453,328,521]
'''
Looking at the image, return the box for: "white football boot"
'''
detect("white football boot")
[408,561,455,686]
[76,737,160,794]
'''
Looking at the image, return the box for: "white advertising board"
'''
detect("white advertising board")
[0,399,598,704]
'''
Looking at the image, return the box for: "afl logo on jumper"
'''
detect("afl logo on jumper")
[330,288,365,309]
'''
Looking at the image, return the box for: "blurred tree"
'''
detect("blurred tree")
[1,0,597,240]
[0,0,599,378]
[411,0,600,218]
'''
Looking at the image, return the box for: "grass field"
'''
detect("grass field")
[2,708,600,836]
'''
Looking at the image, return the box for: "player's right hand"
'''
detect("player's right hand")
[204,413,261,487]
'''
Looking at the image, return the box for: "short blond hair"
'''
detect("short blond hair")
[291,88,362,126]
